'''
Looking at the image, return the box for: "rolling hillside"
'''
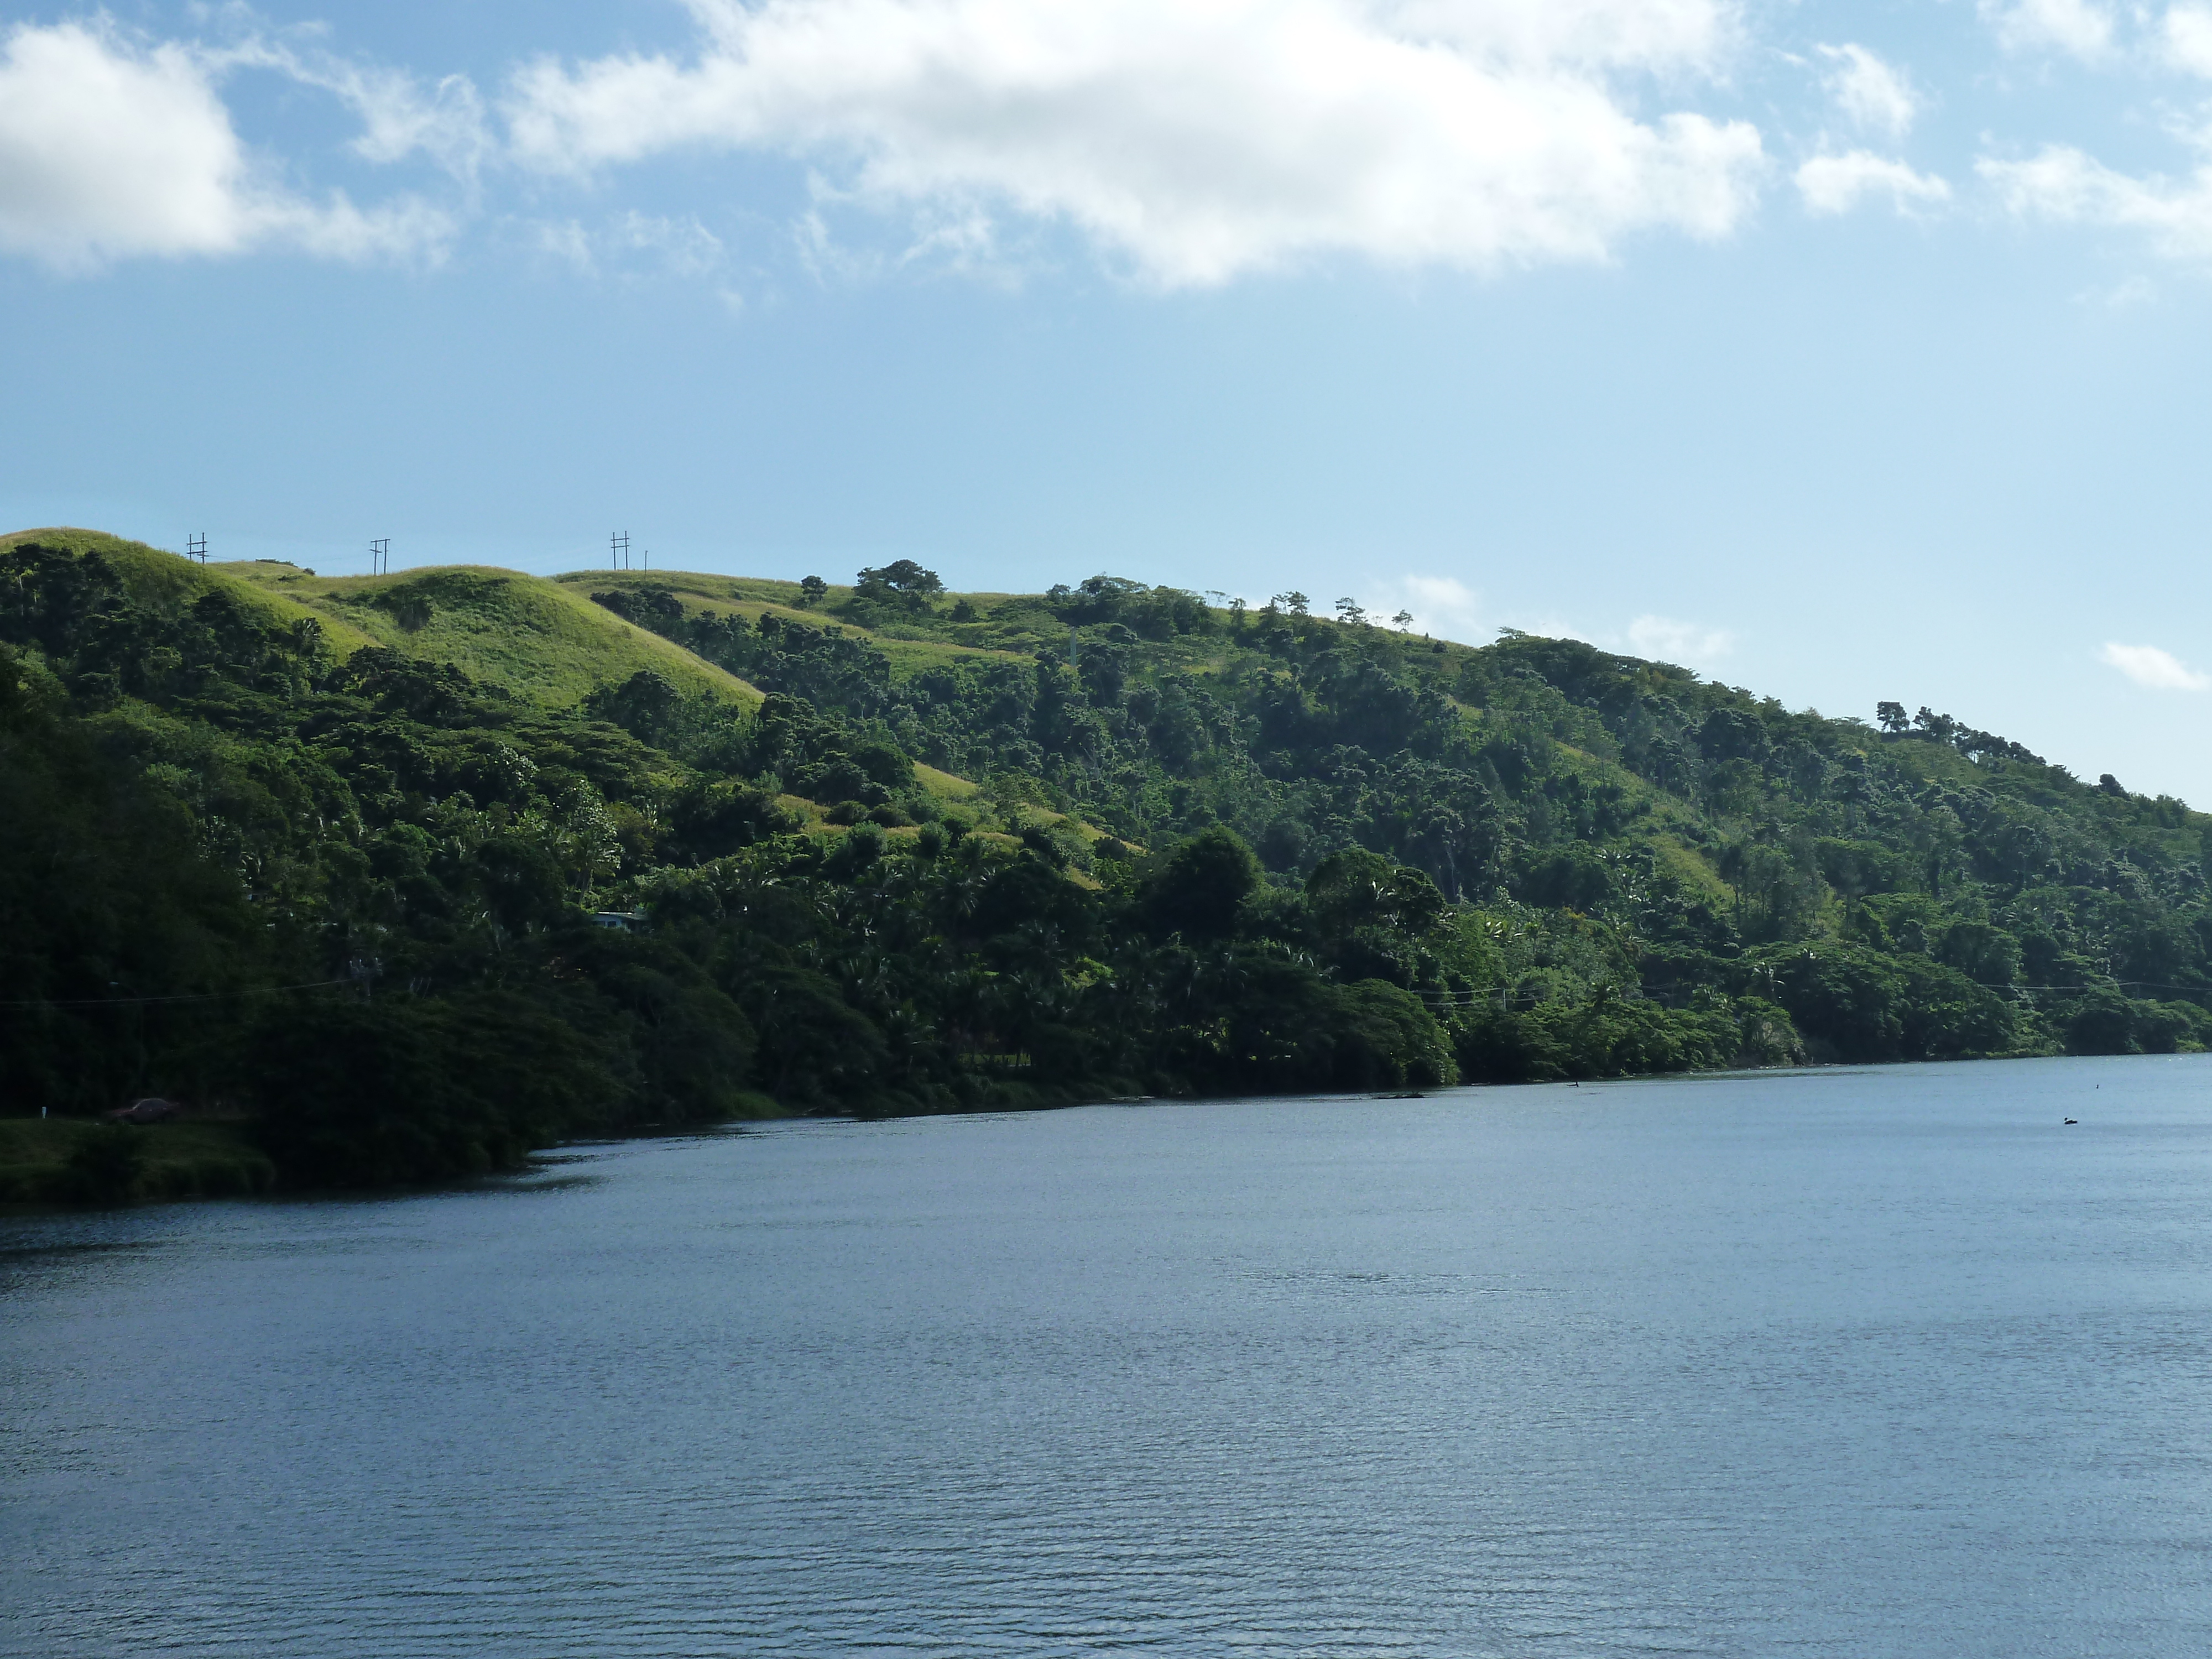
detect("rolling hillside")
[4,528,2209,1199]
[575,561,2211,948]
[0,530,760,711]
[229,560,760,710]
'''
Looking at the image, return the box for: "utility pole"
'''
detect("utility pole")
[186,534,207,566]
[612,531,629,571]
[370,538,390,575]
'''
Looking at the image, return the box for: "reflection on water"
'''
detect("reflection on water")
[5,1056,2212,1657]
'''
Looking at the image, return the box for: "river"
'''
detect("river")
[6,1055,2211,1656]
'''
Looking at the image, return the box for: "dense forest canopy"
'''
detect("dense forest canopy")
[4,530,2207,1192]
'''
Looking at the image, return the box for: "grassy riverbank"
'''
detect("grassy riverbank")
[0,1118,278,1208]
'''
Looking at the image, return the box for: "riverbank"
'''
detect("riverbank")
[0,1071,1171,1209]
[0,1118,278,1208]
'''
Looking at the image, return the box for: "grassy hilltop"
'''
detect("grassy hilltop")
[4,531,2208,1201]
[1,529,763,707]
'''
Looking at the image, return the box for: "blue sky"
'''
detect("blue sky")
[3,0,2210,801]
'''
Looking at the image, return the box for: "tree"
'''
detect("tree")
[798,576,827,607]
[1139,827,1261,941]
[1307,849,1447,939]
[1322,980,1457,1088]
[1276,591,1310,617]
[854,560,944,608]
[1875,701,1907,734]
[1334,597,1367,627]
[583,670,685,746]
[1391,609,1414,631]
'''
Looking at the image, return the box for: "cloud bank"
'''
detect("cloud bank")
[0,20,450,270]
[505,0,1766,285]
[15,2,2212,282]
[1981,143,2212,264]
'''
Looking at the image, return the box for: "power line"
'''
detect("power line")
[0,978,357,1010]
[370,538,390,576]
[612,531,629,571]
[186,533,207,566]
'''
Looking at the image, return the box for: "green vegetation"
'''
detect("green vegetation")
[5,532,2208,1202]
[226,556,760,709]
[0,1117,275,1206]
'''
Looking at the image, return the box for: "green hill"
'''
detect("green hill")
[569,560,2212,1063]
[228,560,761,710]
[0,531,760,711]
[4,531,2208,1202]
[1,528,384,653]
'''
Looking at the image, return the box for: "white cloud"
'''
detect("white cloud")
[1375,574,1485,639]
[2163,4,2212,76]
[534,217,598,272]
[530,211,726,279]
[1796,150,1952,216]
[2100,641,2211,690]
[504,0,1767,287]
[0,20,452,270]
[1353,582,1734,663]
[1980,0,2117,61]
[2081,273,2158,307]
[1627,614,1734,665]
[613,211,726,276]
[1378,0,1736,71]
[624,215,726,276]
[1980,142,2212,262]
[1815,44,1919,141]
[234,46,493,182]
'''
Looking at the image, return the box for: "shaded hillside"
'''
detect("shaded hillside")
[3,533,2207,1200]
[1,528,384,654]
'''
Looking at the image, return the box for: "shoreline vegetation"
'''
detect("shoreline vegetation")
[0,1117,276,1208]
[4,529,2208,1206]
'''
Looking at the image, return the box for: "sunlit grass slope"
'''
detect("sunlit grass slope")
[4,530,763,711]
[227,562,760,710]
[552,568,1035,684]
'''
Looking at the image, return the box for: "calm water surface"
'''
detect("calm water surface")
[6,1056,2212,1657]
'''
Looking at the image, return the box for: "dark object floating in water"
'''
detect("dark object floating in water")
[2064,1118,2078,1125]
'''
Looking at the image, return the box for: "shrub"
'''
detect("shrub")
[65,1129,146,1206]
